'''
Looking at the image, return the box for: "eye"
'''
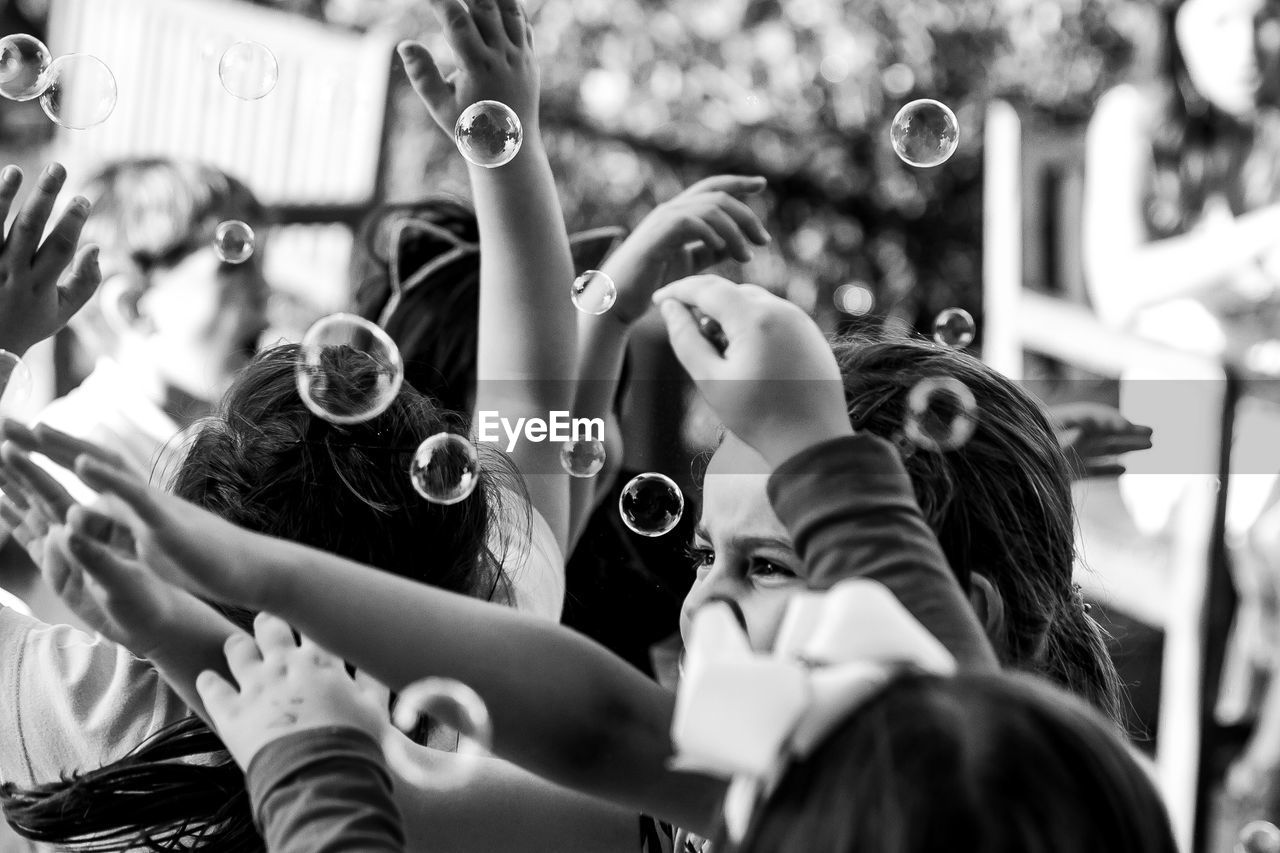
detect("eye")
[747,557,798,588]
[686,545,715,569]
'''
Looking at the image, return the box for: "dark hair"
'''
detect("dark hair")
[1,344,526,851]
[351,197,482,418]
[830,331,1124,725]
[736,671,1176,853]
[1143,0,1280,239]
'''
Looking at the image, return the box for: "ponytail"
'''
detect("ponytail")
[1,716,261,851]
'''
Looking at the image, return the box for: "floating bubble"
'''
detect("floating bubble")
[0,350,32,416]
[560,438,605,478]
[296,313,404,425]
[903,377,978,453]
[890,98,959,168]
[410,433,479,505]
[213,220,255,264]
[619,472,684,537]
[454,100,523,168]
[1239,822,1280,853]
[382,677,493,790]
[39,54,116,130]
[571,270,617,315]
[219,41,278,100]
[0,35,50,101]
[932,307,975,348]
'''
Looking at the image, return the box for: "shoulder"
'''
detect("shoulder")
[1090,84,1157,141]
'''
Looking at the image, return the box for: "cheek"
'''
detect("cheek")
[738,586,802,652]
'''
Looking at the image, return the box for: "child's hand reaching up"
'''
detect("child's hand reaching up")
[653,275,852,467]
[398,0,538,135]
[602,176,771,323]
[196,613,389,772]
[0,163,100,357]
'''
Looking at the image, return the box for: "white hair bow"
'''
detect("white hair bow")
[669,579,956,843]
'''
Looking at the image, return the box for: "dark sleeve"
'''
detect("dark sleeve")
[766,434,998,672]
[246,726,405,853]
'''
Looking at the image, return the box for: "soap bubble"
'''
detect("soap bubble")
[39,54,116,130]
[890,99,959,168]
[0,35,50,101]
[0,350,32,416]
[1238,822,1280,853]
[410,433,479,505]
[903,377,978,453]
[296,313,404,425]
[219,41,278,100]
[560,438,606,478]
[454,100,523,168]
[383,677,493,790]
[932,307,975,348]
[619,473,684,537]
[571,270,617,315]
[213,220,255,264]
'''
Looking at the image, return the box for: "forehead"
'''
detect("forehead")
[1180,0,1266,21]
[700,433,790,543]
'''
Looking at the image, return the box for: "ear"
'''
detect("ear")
[968,572,1006,650]
[99,273,152,337]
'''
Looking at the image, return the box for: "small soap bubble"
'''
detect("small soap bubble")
[560,438,606,478]
[890,98,959,168]
[903,377,978,453]
[619,472,684,537]
[1239,821,1280,853]
[296,313,404,425]
[410,433,479,505]
[0,34,50,101]
[454,100,523,168]
[0,350,32,416]
[39,54,116,129]
[932,307,975,348]
[571,270,617,316]
[383,677,493,790]
[219,41,278,100]
[213,220,255,264]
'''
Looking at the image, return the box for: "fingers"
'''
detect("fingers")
[466,0,506,48]
[658,298,720,382]
[398,41,455,125]
[652,274,756,330]
[31,195,91,282]
[0,167,22,229]
[223,632,263,687]
[428,0,487,68]
[55,244,102,327]
[495,0,528,46]
[1083,461,1127,478]
[708,192,770,246]
[699,206,754,263]
[74,455,161,525]
[0,442,75,521]
[253,611,298,660]
[33,421,127,471]
[64,527,140,592]
[6,164,67,265]
[195,669,240,718]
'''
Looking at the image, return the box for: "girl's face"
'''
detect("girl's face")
[680,434,806,653]
[1176,0,1273,116]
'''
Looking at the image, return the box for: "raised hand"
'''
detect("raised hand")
[0,163,100,357]
[652,275,852,467]
[1049,401,1153,479]
[398,0,538,136]
[196,613,389,771]
[602,176,771,323]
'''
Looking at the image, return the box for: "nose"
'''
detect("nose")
[679,563,743,644]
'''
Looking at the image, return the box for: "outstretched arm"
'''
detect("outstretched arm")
[400,0,576,556]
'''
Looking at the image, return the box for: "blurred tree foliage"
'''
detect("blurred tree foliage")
[251,0,1141,334]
